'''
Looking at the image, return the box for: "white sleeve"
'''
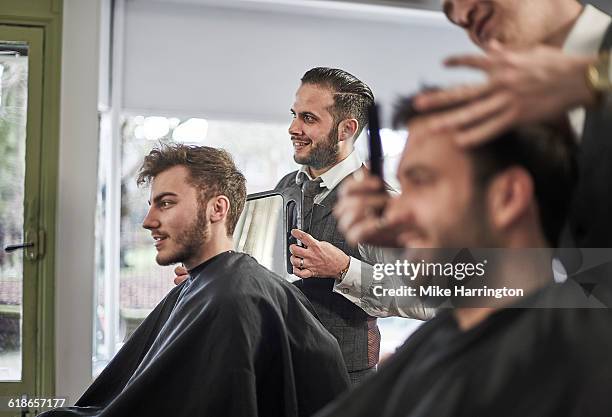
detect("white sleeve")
[333,245,435,320]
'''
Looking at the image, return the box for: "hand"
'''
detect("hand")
[414,41,598,146]
[334,174,403,247]
[289,229,350,279]
[174,265,189,285]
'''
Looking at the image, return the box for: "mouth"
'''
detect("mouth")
[152,234,169,249]
[292,138,312,152]
[473,9,494,44]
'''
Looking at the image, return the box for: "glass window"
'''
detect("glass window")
[93,116,297,374]
[0,45,28,382]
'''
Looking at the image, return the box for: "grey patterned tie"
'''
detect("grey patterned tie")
[302,177,323,233]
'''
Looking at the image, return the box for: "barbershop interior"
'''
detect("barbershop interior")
[1,0,612,416]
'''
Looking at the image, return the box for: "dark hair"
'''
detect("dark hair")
[137,143,247,236]
[392,94,578,247]
[301,67,375,139]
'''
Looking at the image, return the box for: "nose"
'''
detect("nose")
[445,0,474,29]
[142,207,160,230]
[288,117,302,137]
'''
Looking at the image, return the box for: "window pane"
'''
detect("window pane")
[0,43,28,382]
[93,116,298,372]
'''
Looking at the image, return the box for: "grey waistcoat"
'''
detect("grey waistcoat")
[275,170,379,373]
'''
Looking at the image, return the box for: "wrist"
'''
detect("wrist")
[585,53,612,107]
[337,256,351,281]
[572,56,600,107]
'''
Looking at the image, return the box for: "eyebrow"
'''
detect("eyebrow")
[291,109,320,121]
[149,192,178,206]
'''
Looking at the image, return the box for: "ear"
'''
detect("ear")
[486,167,534,232]
[337,118,359,142]
[208,195,231,226]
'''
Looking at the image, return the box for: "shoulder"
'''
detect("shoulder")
[211,253,296,300]
[274,170,299,190]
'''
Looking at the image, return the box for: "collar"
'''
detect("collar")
[295,150,363,191]
[187,250,234,278]
[563,4,612,55]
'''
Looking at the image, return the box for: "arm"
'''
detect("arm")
[333,245,435,320]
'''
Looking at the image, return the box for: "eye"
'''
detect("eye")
[406,170,435,187]
[159,200,174,209]
[303,114,315,123]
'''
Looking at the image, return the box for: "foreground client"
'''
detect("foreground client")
[41,144,349,417]
[318,97,612,417]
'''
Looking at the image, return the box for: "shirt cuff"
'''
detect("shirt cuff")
[333,257,363,300]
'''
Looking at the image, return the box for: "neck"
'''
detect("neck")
[453,247,553,331]
[183,234,234,270]
[542,2,583,48]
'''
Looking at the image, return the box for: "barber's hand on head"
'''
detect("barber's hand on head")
[414,41,598,146]
[289,229,350,280]
[333,174,402,248]
[173,265,189,286]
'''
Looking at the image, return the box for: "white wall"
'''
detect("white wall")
[56,0,101,403]
[123,0,478,125]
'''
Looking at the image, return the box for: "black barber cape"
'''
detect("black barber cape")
[315,282,612,417]
[41,251,350,417]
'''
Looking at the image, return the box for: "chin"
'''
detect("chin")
[293,155,309,165]
[156,252,181,266]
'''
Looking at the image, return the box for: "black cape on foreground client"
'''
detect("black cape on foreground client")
[41,251,350,417]
[314,283,612,417]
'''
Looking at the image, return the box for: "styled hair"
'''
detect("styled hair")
[137,143,247,236]
[301,67,375,138]
[392,94,578,247]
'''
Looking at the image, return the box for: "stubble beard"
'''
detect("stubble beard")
[293,123,340,170]
[156,209,210,267]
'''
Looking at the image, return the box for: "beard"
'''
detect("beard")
[293,123,340,170]
[403,195,497,308]
[155,209,210,267]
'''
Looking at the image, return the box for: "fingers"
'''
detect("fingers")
[174,265,188,276]
[335,194,389,234]
[291,229,317,247]
[173,265,189,286]
[289,243,309,258]
[454,107,517,147]
[431,91,511,133]
[289,254,306,269]
[414,83,493,112]
[335,176,389,237]
[339,175,385,198]
[292,266,314,279]
[344,217,390,247]
[444,54,496,71]
[174,274,189,286]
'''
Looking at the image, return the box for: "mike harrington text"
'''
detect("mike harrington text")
[373,285,525,299]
